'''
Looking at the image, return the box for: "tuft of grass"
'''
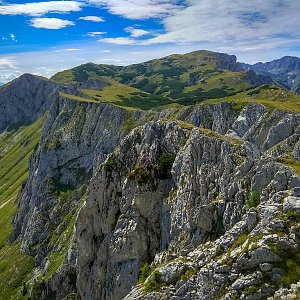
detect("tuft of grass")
[179,137,187,147]
[178,268,198,281]
[128,165,152,186]
[144,270,165,294]
[228,233,249,253]
[279,157,300,175]
[280,259,300,287]
[285,210,300,222]
[104,155,117,173]
[138,262,152,284]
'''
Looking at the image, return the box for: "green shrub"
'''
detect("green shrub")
[49,176,75,196]
[247,191,260,208]
[154,153,176,179]
[179,138,187,147]
[286,210,300,222]
[104,156,117,173]
[68,273,77,287]
[128,165,152,185]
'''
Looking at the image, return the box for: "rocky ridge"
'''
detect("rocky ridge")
[242,56,300,94]
[1,53,300,300]
[10,94,300,299]
[0,74,60,131]
[74,102,300,300]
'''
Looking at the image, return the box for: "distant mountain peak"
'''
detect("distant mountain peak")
[0,74,60,130]
[243,54,300,94]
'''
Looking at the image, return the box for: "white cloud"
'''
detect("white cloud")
[54,48,82,52]
[79,16,105,22]
[30,18,75,29]
[87,31,107,37]
[100,37,137,45]
[0,71,23,83]
[89,0,181,19]
[129,51,144,55]
[141,0,300,51]
[0,1,82,16]
[10,34,16,41]
[125,26,150,38]
[0,57,21,82]
[33,66,55,77]
[101,49,111,53]
[0,57,18,68]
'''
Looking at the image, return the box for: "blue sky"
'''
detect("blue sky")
[0,0,300,83]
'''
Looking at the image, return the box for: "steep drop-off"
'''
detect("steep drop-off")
[1,50,300,300]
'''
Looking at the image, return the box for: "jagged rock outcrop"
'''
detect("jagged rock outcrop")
[242,56,300,94]
[125,185,300,299]
[76,122,183,299]
[0,74,60,130]
[7,76,300,300]
[216,53,244,72]
[10,94,147,300]
[75,103,300,300]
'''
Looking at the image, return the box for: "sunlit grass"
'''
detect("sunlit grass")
[0,117,44,299]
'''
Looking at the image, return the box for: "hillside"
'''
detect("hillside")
[0,117,45,299]
[52,50,272,105]
[0,50,300,300]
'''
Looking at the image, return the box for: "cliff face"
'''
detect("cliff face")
[12,94,144,258]
[0,74,60,130]
[10,92,148,298]
[3,54,300,300]
[243,56,300,94]
[216,53,244,72]
[74,103,300,300]
[5,76,299,299]
[8,89,300,299]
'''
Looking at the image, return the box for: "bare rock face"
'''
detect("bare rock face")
[245,56,300,94]
[9,86,300,300]
[76,121,183,300]
[0,74,61,130]
[12,95,142,253]
[76,103,300,299]
[216,53,244,72]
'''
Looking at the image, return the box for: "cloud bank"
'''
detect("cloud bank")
[89,0,181,19]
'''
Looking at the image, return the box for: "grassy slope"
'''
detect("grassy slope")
[52,63,122,84]
[60,77,171,110]
[201,84,300,114]
[0,117,44,300]
[51,51,253,104]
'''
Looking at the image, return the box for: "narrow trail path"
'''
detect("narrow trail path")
[0,196,16,209]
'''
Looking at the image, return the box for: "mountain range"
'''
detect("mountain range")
[0,50,300,300]
[242,56,300,94]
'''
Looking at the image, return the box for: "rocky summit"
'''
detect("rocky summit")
[0,50,300,300]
